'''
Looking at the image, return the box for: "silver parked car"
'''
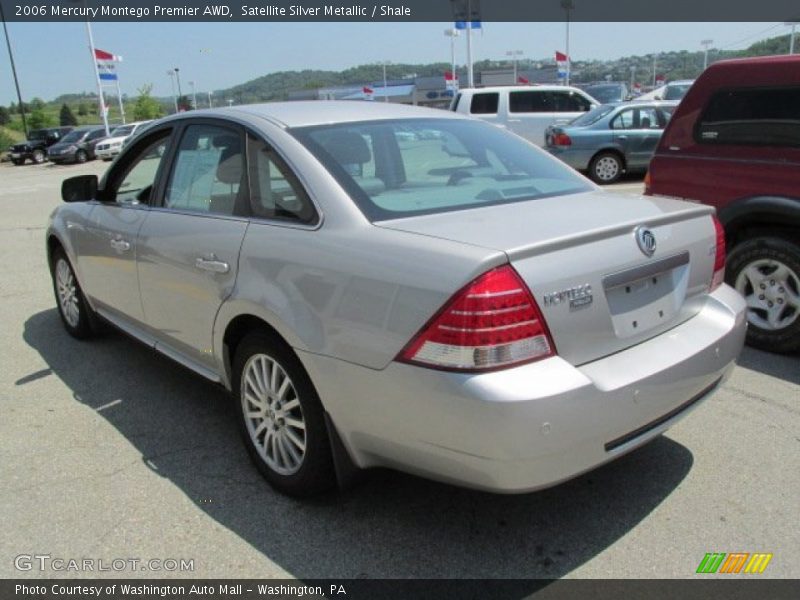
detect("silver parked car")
[48,102,746,496]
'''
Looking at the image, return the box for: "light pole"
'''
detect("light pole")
[188,80,197,110]
[561,0,574,86]
[652,53,658,87]
[0,3,28,138]
[167,70,178,113]
[207,91,213,109]
[174,67,183,108]
[380,61,391,103]
[630,65,636,91]
[505,50,523,84]
[701,39,713,70]
[444,28,459,89]
[786,22,798,54]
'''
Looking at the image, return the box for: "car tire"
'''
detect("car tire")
[232,332,335,496]
[31,149,46,164]
[51,248,96,339]
[75,149,88,163]
[726,236,800,353]
[11,158,24,166]
[102,158,112,162]
[589,152,623,184]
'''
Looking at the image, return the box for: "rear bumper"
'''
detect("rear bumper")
[300,284,746,493]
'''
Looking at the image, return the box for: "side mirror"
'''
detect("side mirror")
[61,175,98,203]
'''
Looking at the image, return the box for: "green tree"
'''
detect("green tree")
[59,103,78,126]
[77,103,88,117]
[30,97,46,111]
[132,84,163,120]
[0,106,10,126]
[28,109,53,130]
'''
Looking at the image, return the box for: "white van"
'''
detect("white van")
[451,85,599,146]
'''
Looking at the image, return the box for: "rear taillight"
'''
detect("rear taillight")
[552,132,572,146]
[710,216,726,291]
[398,265,555,371]
[643,170,652,195]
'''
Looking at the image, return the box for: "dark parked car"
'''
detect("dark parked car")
[46,126,107,164]
[582,82,630,104]
[646,55,800,353]
[545,101,677,184]
[8,127,73,165]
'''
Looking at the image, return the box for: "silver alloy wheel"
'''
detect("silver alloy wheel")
[735,258,800,331]
[241,353,306,476]
[55,258,80,328]
[594,156,620,181]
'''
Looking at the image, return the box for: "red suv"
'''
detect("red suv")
[646,55,800,353]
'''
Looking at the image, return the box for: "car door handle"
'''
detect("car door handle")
[195,256,230,274]
[110,239,131,252]
[616,135,628,141]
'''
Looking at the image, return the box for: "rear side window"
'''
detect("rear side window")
[696,87,800,147]
[470,93,499,114]
[451,92,462,112]
[509,91,552,113]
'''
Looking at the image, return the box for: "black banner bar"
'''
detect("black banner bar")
[3,579,800,600]
[2,0,800,22]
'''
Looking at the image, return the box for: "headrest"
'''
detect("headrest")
[320,130,371,165]
[216,143,243,184]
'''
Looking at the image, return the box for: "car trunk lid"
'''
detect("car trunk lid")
[376,191,717,366]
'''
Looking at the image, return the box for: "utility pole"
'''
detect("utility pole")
[786,22,798,54]
[207,91,213,109]
[0,3,28,138]
[174,67,183,108]
[652,53,658,87]
[189,80,197,110]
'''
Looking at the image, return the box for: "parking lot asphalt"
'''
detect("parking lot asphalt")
[1,159,798,580]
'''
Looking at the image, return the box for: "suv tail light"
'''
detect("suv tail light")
[398,265,555,371]
[643,170,652,195]
[552,132,572,146]
[710,216,726,291]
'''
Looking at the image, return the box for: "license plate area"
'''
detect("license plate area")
[603,252,690,338]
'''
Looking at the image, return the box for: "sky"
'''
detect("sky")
[0,21,791,105]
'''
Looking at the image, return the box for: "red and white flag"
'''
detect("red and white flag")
[517,75,530,85]
[94,48,123,62]
[444,71,459,91]
[555,51,569,78]
[655,74,666,85]
[362,86,374,100]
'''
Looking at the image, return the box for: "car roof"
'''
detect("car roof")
[156,101,466,129]
[460,85,586,94]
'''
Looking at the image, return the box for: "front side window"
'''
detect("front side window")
[164,124,244,215]
[247,134,317,224]
[552,91,592,112]
[109,132,171,205]
[87,129,107,141]
[611,107,661,130]
[292,118,592,221]
[470,93,499,114]
[696,86,800,147]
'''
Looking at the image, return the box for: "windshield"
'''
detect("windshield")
[585,85,625,103]
[60,130,86,143]
[570,104,615,127]
[292,118,592,221]
[664,83,692,100]
[111,125,134,137]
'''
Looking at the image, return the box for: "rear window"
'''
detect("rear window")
[470,93,499,114]
[696,86,800,147]
[291,118,591,221]
[570,104,614,127]
[663,83,692,100]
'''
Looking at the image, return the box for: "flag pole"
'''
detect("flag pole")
[115,78,126,125]
[84,21,110,136]
[466,0,474,87]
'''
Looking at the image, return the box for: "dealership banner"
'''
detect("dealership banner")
[2,0,800,22]
[4,579,800,599]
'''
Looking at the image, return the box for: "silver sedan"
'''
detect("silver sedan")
[48,102,746,496]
